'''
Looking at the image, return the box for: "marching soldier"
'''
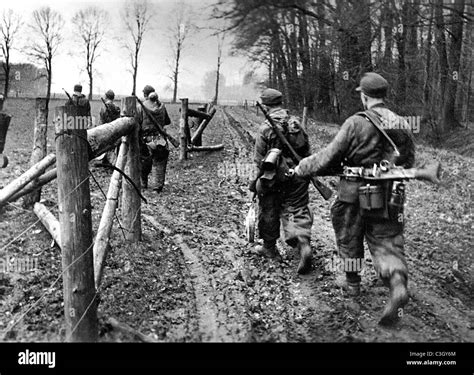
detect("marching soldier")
[250,88,314,274]
[65,84,91,116]
[136,85,171,192]
[98,89,121,165]
[99,89,121,125]
[293,72,415,325]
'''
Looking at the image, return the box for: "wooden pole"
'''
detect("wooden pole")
[179,98,188,161]
[4,117,135,205]
[55,105,97,342]
[0,153,56,207]
[190,107,217,146]
[33,202,61,248]
[94,139,128,288]
[0,112,11,168]
[23,98,48,207]
[121,97,141,242]
[302,106,308,130]
[8,169,57,203]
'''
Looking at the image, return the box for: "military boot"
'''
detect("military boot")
[153,158,168,193]
[379,271,409,326]
[344,272,361,297]
[255,241,279,259]
[297,240,312,274]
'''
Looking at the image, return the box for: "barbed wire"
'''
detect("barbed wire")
[1,240,95,339]
[0,173,91,253]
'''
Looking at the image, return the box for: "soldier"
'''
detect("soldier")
[250,88,313,274]
[98,89,121,165]
[136,85,171,192]
[65,84,91,116]
[99,89,121,125]
[293,72,415,325]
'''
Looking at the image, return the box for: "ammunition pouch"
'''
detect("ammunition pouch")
[340,164,407,221]
[358,181,390,220]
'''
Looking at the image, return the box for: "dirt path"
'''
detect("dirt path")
[0,103,472,343]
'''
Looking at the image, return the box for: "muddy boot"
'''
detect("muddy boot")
[255,241,279,258]
[153,158,168,193]
[379,271,409,326]
[297,240,312,274]
[344,272,361,297]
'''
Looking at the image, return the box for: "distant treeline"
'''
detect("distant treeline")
[215,0,473,137]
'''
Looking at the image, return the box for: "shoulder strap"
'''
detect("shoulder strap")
[356,110,400,158]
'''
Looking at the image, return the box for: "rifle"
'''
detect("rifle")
[134,96,179,148]
[256,101,333,201]
[62,88,74,105]
[342,161,441,184]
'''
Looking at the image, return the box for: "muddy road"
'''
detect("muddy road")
[0,102,472,343]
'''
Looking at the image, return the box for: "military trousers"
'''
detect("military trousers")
[257,178,313,247]
[140,139,169,190]
[330,198,408,283]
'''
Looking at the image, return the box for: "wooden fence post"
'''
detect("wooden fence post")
[179,98,189,161]
[121,96,141,242]
[23,98,48,207]
[0,112,11,168]
[55,105,97,342]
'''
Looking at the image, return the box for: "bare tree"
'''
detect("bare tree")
[122,0,153,96]
[27,7,64,113]
[213,32,225,105]
[167,1,194,103]
[72,7,108,100]
[0,9,22,98]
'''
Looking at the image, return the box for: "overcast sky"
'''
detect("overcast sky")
[2,0,261,101]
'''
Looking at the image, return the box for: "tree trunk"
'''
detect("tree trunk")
[435,0,449,109]
[88,68,93,101]
[441,0,466,132]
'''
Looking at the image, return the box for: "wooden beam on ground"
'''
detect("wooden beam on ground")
[179,98,189,161]
[190,107,217,146]
[33,202,61,248]
[0,153,56,207]
[94,139,128,289]
[188,144,224,152]
[121,97,141,242]
[23,98,48,207]
[55,105,97,342]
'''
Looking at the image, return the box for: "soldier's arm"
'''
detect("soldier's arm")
[254,126,270,169]
[295,119,354,177]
